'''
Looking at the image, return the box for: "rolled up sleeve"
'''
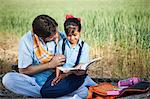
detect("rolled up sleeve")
[18,38,33,68]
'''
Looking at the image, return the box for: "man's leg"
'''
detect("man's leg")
[2,72,41,97]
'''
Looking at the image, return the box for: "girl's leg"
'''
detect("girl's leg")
[64,76,97,99]
[84,75,97,86]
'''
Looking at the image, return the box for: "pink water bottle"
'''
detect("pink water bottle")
[118,77,141,87]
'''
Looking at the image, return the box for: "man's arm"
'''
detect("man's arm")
[19,55,66,75]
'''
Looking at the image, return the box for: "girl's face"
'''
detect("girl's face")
[67,29,80,45]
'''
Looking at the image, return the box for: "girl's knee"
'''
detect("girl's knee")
[78,87,88,98]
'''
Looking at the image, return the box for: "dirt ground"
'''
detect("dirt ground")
[0,33,19,73]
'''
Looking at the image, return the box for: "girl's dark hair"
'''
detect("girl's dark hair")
[32,15,58,38]
[64,18,81,34]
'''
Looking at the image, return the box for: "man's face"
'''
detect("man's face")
[43,32,58,42]
[42,27,59,43]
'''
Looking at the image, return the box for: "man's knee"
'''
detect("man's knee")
[2,72,16,88]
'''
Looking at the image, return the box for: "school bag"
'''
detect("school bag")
[41,38,87,98]
[117,81,150,98]
[87,81,150,99]
[87,82,116,99]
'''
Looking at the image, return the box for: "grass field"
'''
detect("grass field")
[0,0,150,78]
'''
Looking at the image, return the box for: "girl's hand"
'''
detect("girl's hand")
[63,70,70,73]
[75,64,84,69]
[51,73,70,86]
[51,77,59,86]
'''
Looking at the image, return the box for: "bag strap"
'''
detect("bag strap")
[86,87,94,99]
[62,38,66,55]
[74,41,84,66]
[62,39,84,67]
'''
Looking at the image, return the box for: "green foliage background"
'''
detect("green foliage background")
[0,0,150,77]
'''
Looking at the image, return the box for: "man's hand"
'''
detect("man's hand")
[51,73,69,86]
[48,55,66,69]
[19,55,65,75]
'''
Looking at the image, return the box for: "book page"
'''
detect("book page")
[57,67,78,72]
[57,57,101,72]
[80,57,101,70]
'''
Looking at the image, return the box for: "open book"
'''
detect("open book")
[57,57,101,72]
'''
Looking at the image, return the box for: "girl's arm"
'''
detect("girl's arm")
[56,67,61,78]
[51,67,61,86]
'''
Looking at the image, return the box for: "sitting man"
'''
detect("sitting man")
[2,14,66,97]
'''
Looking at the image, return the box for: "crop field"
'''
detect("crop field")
[0,0,150,78]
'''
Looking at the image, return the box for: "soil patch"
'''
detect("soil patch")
[0,33,19,73]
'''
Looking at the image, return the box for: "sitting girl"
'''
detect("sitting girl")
[40,15,96,98]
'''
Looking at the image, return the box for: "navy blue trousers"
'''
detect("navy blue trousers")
[40,73,87,98]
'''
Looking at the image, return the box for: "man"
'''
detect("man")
[2,15,66,97]
[2,14,96,98]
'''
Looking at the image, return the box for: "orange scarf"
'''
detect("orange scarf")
[33,34,53,63]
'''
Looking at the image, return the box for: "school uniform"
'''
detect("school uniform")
[2,31,96,98]
[41,38,97,98]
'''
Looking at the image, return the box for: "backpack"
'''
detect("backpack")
[87,82,116,99]
[117,81,150,98]
[87,81,150,99]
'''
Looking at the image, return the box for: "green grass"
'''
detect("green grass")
[0,0,150,78]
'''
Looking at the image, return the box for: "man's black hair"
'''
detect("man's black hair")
[32,15,58,38]
[64,18,81,34]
